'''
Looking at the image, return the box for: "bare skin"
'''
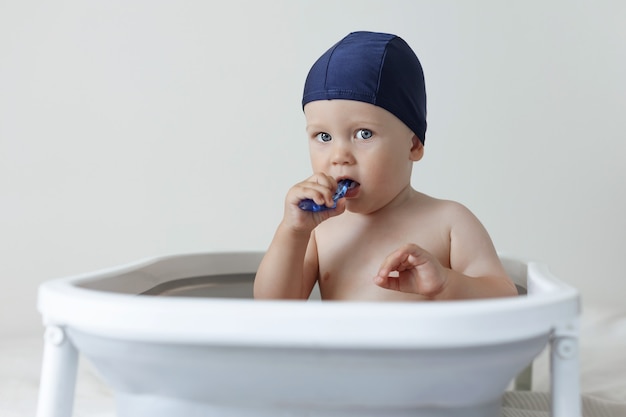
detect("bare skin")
[254,100,518,301]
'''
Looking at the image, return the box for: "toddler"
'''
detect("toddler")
[254,31,517,301]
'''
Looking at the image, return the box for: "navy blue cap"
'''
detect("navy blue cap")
[302,31,427,144]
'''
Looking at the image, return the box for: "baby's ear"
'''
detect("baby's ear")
[409,135,424,161]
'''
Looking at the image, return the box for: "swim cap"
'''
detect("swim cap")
[302,31,427,144]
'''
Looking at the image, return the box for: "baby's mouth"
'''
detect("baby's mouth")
[341,179,360,197]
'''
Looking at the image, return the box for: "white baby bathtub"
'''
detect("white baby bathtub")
[36,252,581,417]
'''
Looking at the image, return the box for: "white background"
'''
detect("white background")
[1,0,625,338]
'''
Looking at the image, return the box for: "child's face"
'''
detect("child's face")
[304,100,423,214]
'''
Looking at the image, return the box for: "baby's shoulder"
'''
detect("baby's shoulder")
[414,193,490,244]
[410,194,484,235]
[413,192,474,218]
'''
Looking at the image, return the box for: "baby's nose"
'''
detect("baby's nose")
[330,141,356,165]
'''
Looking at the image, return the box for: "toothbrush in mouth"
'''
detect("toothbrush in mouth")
[298,179,353,212]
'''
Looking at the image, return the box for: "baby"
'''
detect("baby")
[254,31,517,301]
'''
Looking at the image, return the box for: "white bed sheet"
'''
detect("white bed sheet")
[1,304,625,417]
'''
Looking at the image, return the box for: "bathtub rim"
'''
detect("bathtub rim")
[37,251,580,349]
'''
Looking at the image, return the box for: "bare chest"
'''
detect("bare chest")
[314,217,450,300]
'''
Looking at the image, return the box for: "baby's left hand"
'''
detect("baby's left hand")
[374,243,448,297]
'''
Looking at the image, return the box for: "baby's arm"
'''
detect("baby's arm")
[254,173,344,299]
[253,223,318,299]
[374,202,518,300]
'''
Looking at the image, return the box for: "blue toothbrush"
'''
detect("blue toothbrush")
[298,180,353,212]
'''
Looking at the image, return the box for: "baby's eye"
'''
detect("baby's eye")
[316,132,332,142]
[356,129,373,140]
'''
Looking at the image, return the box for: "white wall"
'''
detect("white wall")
[1,1,624,337]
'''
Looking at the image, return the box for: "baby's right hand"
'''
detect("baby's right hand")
[282,173,346,233]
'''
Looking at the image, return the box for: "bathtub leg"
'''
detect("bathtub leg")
[550,320,581,417]
[36,326,79,417]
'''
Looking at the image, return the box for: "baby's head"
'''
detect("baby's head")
[302,31,427,144]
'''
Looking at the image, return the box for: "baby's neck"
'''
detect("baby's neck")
[353,185,420,220]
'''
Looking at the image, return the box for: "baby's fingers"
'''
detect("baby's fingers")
[288,174,337,208]
[373,273,401,291]
[376,244,425,278]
